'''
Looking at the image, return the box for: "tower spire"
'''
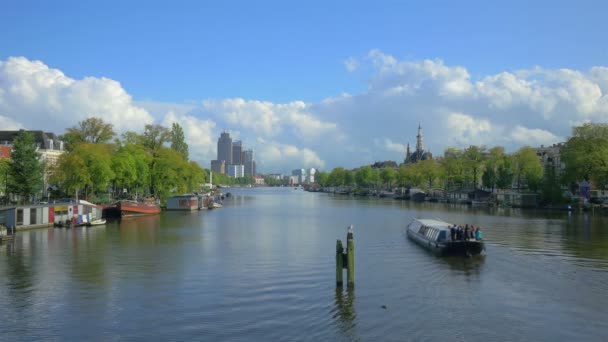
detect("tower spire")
[405,142,411,162]
[416,123,424,152]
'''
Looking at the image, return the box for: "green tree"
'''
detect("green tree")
[440,148,465,189]
[142,124,171,152]
[541,166,564,204]
[417,159,441,189]
[0,158,11,202]
[463,145,486,189]
[328,167,348,187]
[170,122,189,161]
[380,167,397,190]
[8,131,43,202]
[561,123,608,189]
[496,155,514,191]
[354,166,373,188]
[481,147,505,191]
[513,147,543,192]
[315,171,329,187]
[52,153,90,197]
[61,117,116,150]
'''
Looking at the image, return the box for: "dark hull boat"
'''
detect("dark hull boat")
[406,218,484,256]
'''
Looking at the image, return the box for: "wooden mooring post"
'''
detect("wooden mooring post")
[336,225,355,288]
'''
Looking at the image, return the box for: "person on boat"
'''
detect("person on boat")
[456,225,462,240]
[463,225,470,241]
[450,225,457,241]
[475,227,483,241]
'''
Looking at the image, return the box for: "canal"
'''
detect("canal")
[1,187,607,341]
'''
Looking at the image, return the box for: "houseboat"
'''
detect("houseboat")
[166,194,204,211]
[406,218,484,256]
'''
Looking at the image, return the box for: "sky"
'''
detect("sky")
[1,0,608,174]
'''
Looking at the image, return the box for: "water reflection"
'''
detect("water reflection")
[442,255,486,276]
[333,286,358,341]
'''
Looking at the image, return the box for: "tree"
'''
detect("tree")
[0,158,11,203]
[142,124,171,152]
[379,167,396,190]
[416,159,441,189]
[463,145,486,189]
[482,147,506,191]
[170,122,189,161]
[354,166,373,188]
[52,153,90,197]
[315,171,329,187]
[496,156,514,191]
[513,147,543,192]
[440,148,466,189]
[9,131,43,202]
[61,117,116,150]
[561,123,608,189]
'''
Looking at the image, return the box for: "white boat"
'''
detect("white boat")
[406,218,484,256]
[86,219,106,226]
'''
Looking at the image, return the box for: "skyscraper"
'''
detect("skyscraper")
[242,149,256,177]
[232,140,242,165]
[217,131,233,166]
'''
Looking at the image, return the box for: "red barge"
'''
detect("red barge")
[103,199,161,218]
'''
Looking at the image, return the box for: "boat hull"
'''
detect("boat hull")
[117,201,161,217]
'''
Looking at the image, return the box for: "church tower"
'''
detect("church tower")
[415,123,424,152]
[405,142,411,164]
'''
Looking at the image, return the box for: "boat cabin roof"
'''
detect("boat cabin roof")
[415,219,452,231]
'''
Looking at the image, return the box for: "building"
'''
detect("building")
[232,140,243,165]
[217,131,233,168]
[242,149,256,177]
[404,124,433,164]
[307,168,316,184]
[0,130,65,197]
[210,160,226,175]
[227,164,245,178]
[292,169,306,184]
[254,176,265,185]
[535,143,565,178]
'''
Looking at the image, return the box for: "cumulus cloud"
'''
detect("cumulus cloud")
[509,125,563,147]
[256,140,325,171]
[0,57,154,134]
[161,111,216,162]
[3,52,608,173]
[200,98,336,141]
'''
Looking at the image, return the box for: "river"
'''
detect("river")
[1,187,607,341]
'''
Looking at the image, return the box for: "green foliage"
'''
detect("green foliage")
[463,145,486,188]
[541,166,564,204]
[315,171,329,187]
[513,147,543,192]
[379,167,396,189]
[8,131,43,202]
[440,148,465,189]
[53,143,115,197]
[561,123,608,188]
[481,147,505,191]
[142,124,171,151]
[61,117,116,150]
[0,158,11,199]
[354,166,373,187]
[496,156,514,190]
[328,167,349,187]
[170,123,189,161]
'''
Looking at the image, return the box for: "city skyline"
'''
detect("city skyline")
[2,1,608,174]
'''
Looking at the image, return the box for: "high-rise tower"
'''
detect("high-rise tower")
[217,131,233,165]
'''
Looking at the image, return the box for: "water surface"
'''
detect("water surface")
[1,187,607,341]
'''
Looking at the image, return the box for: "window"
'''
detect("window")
[438,231,447,242]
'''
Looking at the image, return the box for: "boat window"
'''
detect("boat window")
[30,208,37,225]
[437,231,447,241]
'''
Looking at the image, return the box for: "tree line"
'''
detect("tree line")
[2,118,207,204]
[313,123,608,205]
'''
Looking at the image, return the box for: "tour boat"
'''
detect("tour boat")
[406,218,485,256]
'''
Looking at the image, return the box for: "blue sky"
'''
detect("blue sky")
[2,1,608,173]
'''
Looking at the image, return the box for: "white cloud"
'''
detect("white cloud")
[377,138,405,153]
[509,125,563,146]
[4,52,608,173]
[0,57,154,134]
[257,140,325,171]
[0,115,23,130]
[344,57,359,72]
[161,111,216,163]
